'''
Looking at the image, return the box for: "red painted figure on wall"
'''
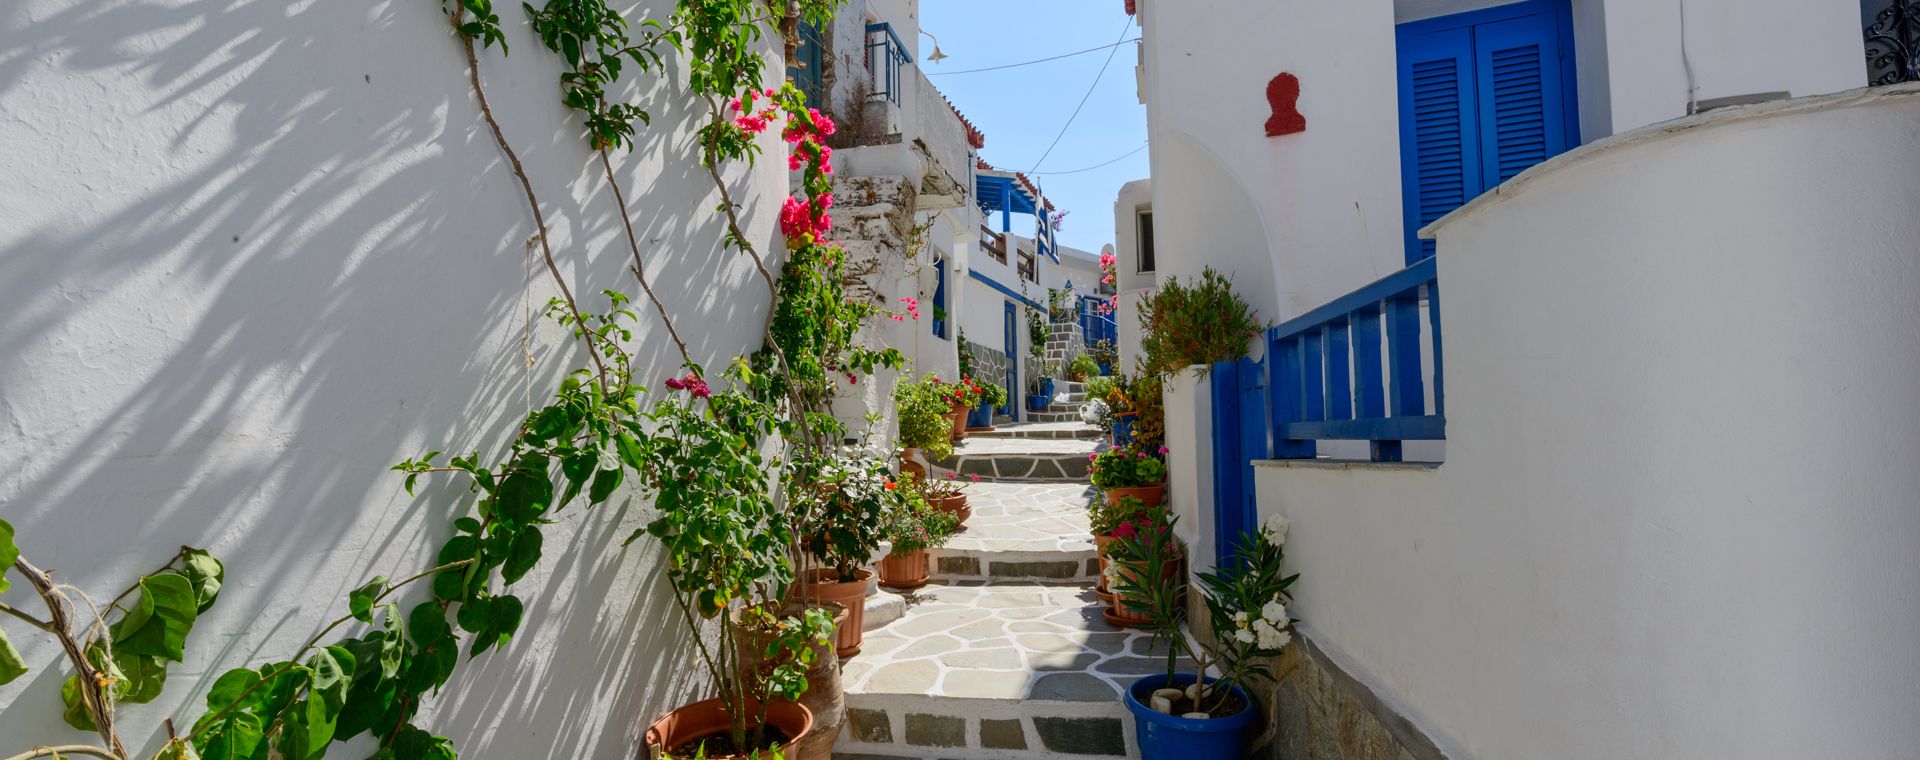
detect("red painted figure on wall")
[1264,72,1306,137]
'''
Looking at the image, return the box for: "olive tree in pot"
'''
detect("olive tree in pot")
[1115,515,1299,760]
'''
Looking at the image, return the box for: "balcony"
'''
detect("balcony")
[865,22,909,105]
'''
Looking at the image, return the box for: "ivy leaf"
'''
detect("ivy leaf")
[0,626,25,685]
[502,530,541,585]
[179,548,225,613]
[112,572,199,662]
[349,576,389,624]
[0,518,16,594]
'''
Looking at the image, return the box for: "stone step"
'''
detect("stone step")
[937,436,1104,482]
[927,481,1099,584]
[973,422,1102,440]
[839,582,1183,759]
[1024,410,1082,424]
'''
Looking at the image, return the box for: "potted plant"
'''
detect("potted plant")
[946,376,984,442]
[1027,371,1054,413]
[1117,515,1297,760]
[727,603,842,760]
[970,381,1008,430]
[919,470,977,525]
[792,448,897,657]
[1104,510,1182,629]
[894,372,957,479]
[1090,494,1157,605]
[877,484,961,589]
[931,304,948,337]
[1067,354,1100,382]
[639,372,831,759]
[1090,448,1169,507]
[1100,375,1135,444]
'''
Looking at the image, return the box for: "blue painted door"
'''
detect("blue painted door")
[1002,301,1018,419]
[1397,0,1578,264]
[1211,357,1269,565]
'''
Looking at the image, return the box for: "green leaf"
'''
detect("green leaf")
[335,636,400,740]
[0,518,16,595]
[588,466,623,504]
[559,452,593,507]
[114,649,169,703]
[157,739,201,760]
[277,647,354,760]
[204,667,262,712]
[391,725,459,760]
[502,530,541,585]
[349,576,389,624]
[615,432,647,470]
[112,572,200,662]
[179,548,225,613]
[60,673,97,731]
[407,602,451,648]
[192,711,262,760]
[0,625,25,685]
[454,596,492,634]
[494,469,552,524]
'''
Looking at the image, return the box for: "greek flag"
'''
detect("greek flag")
[1035,192,1060,264]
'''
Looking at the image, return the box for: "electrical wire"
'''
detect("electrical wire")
[926,38,1141,76]
[1028,143,1148,175]
[1026,18,1136,175]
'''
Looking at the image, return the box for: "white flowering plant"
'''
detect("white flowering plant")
[1188,520,1298,706]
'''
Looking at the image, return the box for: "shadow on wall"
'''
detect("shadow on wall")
[0,0,783,756]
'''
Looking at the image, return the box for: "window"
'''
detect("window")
[1397,0,1578,264]
[1136,210,1156,273]
[787,21,824,108]
[1018,248,1037,283]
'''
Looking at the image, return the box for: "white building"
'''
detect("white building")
[1123,0,1920,757]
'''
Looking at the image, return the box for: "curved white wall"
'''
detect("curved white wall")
[0,0,786,755]
[1256,86,1920,759]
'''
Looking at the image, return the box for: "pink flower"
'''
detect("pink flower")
[968,474,980,482]
[735,114,770,133]
[1158,446,1169,456]
[779,196,814,241]
[665,376,686,390]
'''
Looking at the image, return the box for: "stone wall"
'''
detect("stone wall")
[964,337,1009,396]
[1248,629,1450,760]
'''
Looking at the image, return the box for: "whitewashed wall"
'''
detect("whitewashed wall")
[0,1,792,756]
[1111,178,1153,371]
[1255,87,1920,759]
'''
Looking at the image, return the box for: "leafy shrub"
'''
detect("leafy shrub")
[1136,267,1262,376]
[1128,373,1166,453]
[1068,355,1100,381]
[1090,494,1159,536]
[795,449,902,581]
[893,372,957,460]
[884,481,961,554]
[976,381,1009,410]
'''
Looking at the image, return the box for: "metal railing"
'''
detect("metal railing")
[1078,297,1117,349]
[1267,257,1444,462]
[865,22,910,104]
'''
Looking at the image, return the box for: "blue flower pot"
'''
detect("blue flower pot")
[1123,674,1255,760]
[1038,377,1055,398]
[1027,394,1050,412]
[968,401,993,428]
[1099,362,1112,376]
[1112,416,1135,446]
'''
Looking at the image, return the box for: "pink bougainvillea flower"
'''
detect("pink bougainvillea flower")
[1158,446,1170,456]
[665,376,687,390]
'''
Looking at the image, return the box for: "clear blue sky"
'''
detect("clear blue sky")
[918,1,1147,254]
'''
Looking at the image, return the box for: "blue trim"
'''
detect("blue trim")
[1270,258,1437,338]
[969,270,1044,311]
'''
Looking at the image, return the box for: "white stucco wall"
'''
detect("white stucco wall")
[1255,86,1920,759]
[0,1,790,756]
[1160,369,1216,572]
[1111,178,1153,371]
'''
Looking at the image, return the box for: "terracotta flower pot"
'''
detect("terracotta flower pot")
[876,549,930,590]
[1105,483,1166,509]
[948,402,969,442]
[934,492,971,526]
[1094,534,1118,593]
[796,568,872,657]
[1104,556,1182,630]
[899,448,926,483]
[731,603,846,760]
[646,697,813,760]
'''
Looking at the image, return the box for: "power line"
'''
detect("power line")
[1029,143,1148,175]
[1027,18,1134,175]
[926,38,1140,76]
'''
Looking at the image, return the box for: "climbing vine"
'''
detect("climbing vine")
[0,0,907,757]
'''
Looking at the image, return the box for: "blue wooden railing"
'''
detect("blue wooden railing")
[1267,257,1444,462]
[1077,296,1116,349]
[865,23,909,105]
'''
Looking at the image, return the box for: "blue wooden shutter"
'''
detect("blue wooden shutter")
[1397,27,1480,265]
[1475,14,1570,186]
[932,258,948,338]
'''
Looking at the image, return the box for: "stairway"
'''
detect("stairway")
[835,422,1157,760]
[1024,380,1087,425]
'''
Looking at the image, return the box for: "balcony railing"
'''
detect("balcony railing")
[1017,249,1037,283]
[1268,257,1444,462]
[866,22,910,105]
[981,226,1007,263]
[1078,297,1116,350]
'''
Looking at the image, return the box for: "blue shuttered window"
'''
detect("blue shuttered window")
[1396,0,1578,265]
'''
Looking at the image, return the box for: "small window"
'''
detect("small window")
[1018,249,1037,283]
[1137,210,1156,273]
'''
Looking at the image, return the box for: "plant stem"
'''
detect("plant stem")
[451,9,610,393]
[13,559,127,759]
[597,147,693,368]
[0,602,53,632]
[2,746,120,760]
